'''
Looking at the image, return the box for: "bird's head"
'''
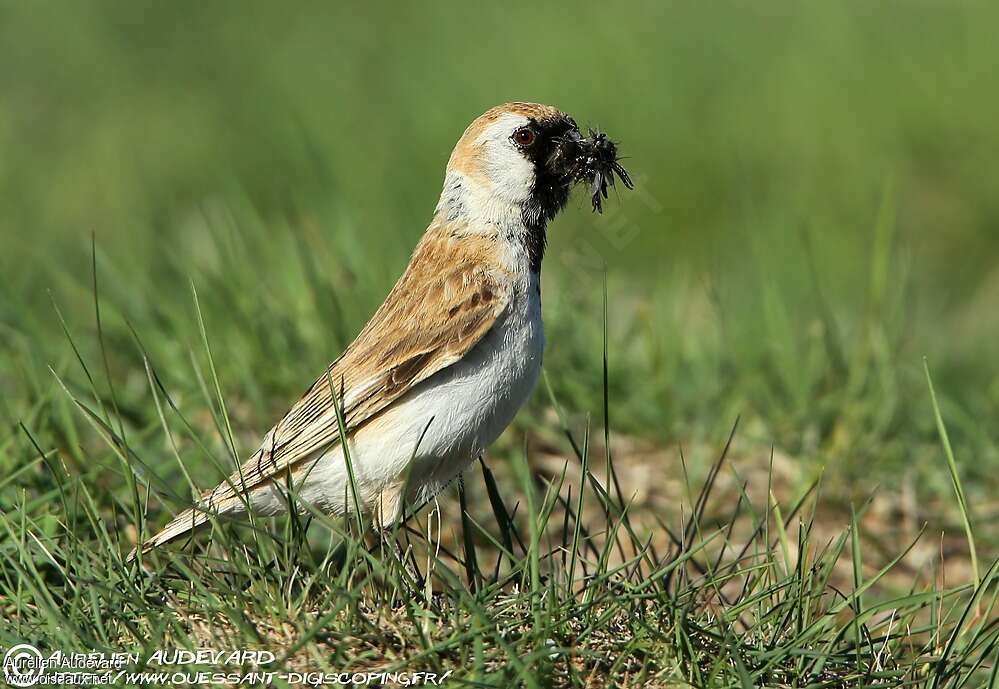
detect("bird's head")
[438,102,632,230]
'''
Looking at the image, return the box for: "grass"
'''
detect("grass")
[2,1,999,686]
[1,232,997,685]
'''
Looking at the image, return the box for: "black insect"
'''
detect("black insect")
[576,128,634,213]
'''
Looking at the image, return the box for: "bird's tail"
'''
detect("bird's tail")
[126,506,212,562]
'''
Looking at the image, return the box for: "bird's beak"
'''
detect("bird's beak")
[545,128,585,181]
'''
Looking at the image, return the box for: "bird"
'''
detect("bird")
[130,102,631,559]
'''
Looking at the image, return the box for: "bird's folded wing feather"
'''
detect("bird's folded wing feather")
[202,228,510,507]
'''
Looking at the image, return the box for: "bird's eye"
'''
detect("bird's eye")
[512,127,536,147]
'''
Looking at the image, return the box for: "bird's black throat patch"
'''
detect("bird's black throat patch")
[520,116,578,272]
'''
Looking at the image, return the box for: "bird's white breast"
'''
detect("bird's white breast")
[376,267,544,499]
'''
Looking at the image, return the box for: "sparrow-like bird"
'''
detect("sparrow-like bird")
[131,102,631,558]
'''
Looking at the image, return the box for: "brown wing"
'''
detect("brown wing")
[203,225,510,506]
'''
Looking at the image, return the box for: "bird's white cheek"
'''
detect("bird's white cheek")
[484,143,535,206]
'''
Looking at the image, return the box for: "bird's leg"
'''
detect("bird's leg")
[378,526,425,592]
[369,482,425,590]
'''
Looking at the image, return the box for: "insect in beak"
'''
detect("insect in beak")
[571,129,634,213]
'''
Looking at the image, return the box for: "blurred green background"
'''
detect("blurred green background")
[1,1,997,531]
